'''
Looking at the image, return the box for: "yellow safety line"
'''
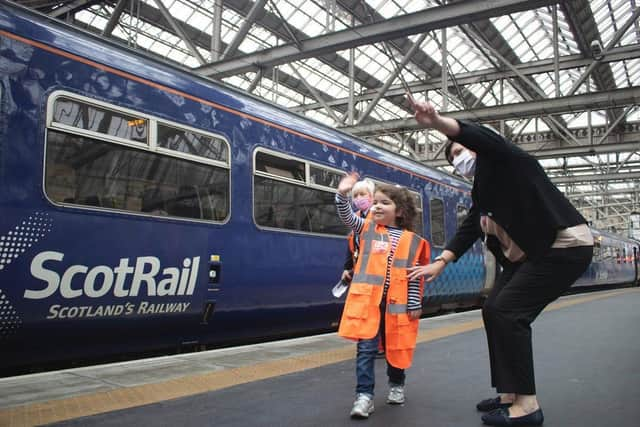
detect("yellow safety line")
[0,288,634,427]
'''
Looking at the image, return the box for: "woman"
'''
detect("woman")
[406,99,593,426]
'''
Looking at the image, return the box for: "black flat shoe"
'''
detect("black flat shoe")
[481,408,544,426]
[476,397,513,412]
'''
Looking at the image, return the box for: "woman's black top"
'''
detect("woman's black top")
[445,120,588,261]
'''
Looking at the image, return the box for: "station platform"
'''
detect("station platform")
[1,288,638,427]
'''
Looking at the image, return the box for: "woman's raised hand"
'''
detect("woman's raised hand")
[337,172,359,196]
[406,96,439,129]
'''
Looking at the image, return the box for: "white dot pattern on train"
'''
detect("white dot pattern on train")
[0,290,21,338]
[0,212,52,271]
[0,212,53,338]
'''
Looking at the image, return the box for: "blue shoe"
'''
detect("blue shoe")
[476,396,513,412]
[481,408,544,426]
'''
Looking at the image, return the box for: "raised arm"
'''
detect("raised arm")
[408,97,515,158]
[335,172,365,234]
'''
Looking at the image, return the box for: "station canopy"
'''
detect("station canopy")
[15,0,640,234]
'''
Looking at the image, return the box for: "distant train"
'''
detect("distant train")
[0,3,637,375]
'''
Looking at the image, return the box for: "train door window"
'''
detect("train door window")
[593,235,602,260]
[409,190,424,236]
[157,124,228,163]
[456,204,468,228]
[430,198,445,247]
[309,165,342,188]
[253,149,348,236]
[45,91,230,222]
[256,151,305,182]
[51,96,148,144]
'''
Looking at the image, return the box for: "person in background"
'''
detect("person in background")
[340,179,375,287]
[335,172,430,419]
[406,98,594,427]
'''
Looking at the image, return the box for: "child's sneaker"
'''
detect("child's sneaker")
[386,386,405,404]
[350,393,374,418]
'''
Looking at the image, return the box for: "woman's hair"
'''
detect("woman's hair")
[375,183,418,232]
[351,179,375,198]
[444,140,455,165]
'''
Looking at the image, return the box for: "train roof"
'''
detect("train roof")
[0,1,470,194]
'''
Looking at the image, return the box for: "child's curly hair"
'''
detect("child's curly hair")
[375,183,418,233]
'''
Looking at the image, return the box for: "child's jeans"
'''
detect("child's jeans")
[355,332,405,397]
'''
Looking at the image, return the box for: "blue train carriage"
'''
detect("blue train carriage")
[575,229,640,288]
[0,2,486,372]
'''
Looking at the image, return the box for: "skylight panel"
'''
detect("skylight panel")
[222,75,252,91]
[420,36,442,64]
[75,8,108,29]
[275,0,296,19]
[564,111,608,129]
[166,0,195,22]
[591,0,633,47]
[303,19,324,36]
[373,0,402,18]
[611,59,640,87]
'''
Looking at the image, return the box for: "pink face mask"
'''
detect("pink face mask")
[353,196,372,212]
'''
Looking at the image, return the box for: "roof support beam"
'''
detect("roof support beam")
[222,0,268,59]
[49,0,93,18]
[551,172,640,185]
[196,0,559,78]
[340,86,640,136]
[567,6,640,96]
[291,45,640,113]
[153,0,206,65]
[102,0,127,36]
[355,33,428,125]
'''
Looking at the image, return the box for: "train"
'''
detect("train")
[0,2,637,375]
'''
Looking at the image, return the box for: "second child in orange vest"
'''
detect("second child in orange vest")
[340,179,375,287]
[334,172,431,419]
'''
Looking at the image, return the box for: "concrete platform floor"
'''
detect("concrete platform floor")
[1,288,638,427]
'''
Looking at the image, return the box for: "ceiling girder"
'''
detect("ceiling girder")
[340,86,640,136]
[196,0,559,78]
[290,44,640,113]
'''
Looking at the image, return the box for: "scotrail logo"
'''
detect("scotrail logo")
[26,251,200,299]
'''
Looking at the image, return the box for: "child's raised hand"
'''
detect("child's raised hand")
[337,172,359,196]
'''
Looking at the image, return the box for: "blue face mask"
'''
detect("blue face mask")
[452,149,476,177]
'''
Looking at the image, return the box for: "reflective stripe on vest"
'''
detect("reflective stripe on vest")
[351,223,388,286]
[392,233,422,268]
[387,303,407,313]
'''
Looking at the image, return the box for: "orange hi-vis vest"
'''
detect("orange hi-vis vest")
[338,218,430,369]
[347,210,370,262]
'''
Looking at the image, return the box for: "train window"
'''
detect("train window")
[45,131,229,221]
[593,237,602,260]
[51,97,148,144]
[409,191,424,236]
[157,124,228,163]
[253,149,348,235]
[310,166,342,188]
[430,198,445,247]
[256,152,305,182]
[456,204,468,228]
[45,91,231,222]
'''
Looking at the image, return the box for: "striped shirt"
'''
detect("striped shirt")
[336,193,422,310]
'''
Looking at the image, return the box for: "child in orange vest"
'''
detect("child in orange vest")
[335,172,430,419]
